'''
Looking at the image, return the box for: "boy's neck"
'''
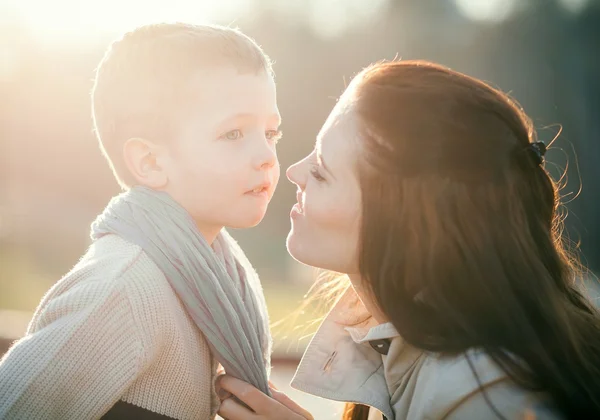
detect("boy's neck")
[195,223,222,245]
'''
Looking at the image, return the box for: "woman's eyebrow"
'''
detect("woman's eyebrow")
[317,151,336,180]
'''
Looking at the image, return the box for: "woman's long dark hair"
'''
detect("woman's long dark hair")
[341,61,600,419]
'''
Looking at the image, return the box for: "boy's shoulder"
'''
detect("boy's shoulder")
[30,235,171,331]
[68,233,166,292]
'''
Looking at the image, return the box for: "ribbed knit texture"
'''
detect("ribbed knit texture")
[90,186,272,395]
[0,234,218,419]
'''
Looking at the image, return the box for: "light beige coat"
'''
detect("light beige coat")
[291,288,563,420]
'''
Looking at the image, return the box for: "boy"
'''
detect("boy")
[0,22,281,419]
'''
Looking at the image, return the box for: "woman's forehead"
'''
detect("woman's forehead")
[317,107,361,173]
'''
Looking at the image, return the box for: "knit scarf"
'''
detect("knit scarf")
[90,186,272,395]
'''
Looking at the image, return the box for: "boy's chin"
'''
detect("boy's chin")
[227,212,267,229]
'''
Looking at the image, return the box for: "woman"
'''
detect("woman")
[217,60,600,419]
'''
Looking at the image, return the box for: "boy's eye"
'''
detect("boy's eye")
[310,167,326,182]
[266,129,283,144]
[222,129,243,140]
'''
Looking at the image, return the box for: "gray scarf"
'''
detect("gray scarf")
[90,186,272,395]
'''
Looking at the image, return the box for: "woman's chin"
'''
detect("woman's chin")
[286,230,308,264]
[286,231,322,269]
[286,229,357,274]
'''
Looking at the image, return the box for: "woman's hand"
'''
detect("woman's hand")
[216,375,314,420]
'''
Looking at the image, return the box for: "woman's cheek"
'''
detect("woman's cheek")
[307,196,360,240]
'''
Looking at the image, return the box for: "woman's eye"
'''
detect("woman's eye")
[310,167,326,182]
[222,129,243,140]
[266,129,283,144]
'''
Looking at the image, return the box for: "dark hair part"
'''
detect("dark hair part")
[343,60,600,419]
[92,22,272,188]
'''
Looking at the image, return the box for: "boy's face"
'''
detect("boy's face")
[162,66,281,242]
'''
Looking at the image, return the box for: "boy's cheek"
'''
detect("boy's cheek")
[270,165,281,193]
[273,163,281,182]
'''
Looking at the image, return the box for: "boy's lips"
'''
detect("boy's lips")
[245,182,272,197]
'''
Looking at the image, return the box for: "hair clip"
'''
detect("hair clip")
[527,141,547,165]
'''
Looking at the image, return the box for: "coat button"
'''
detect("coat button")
[369,339,391,355]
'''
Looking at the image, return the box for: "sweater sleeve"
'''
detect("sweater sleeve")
[0,276,156,420]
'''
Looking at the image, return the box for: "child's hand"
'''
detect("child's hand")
[216,375,313,420]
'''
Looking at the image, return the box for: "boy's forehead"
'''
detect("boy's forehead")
[185,65,279,117]
[189,64,274,94]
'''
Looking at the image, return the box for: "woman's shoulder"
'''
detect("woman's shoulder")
[415,349,563,419]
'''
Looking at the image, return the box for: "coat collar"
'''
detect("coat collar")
[290,286,423,420]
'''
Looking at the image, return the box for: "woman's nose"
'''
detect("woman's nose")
[286,160,304,187]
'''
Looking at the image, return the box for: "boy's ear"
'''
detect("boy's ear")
[122,137,168,189]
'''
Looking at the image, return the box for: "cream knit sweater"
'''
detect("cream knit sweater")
[0,234,219,419]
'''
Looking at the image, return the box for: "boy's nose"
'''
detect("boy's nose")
[255,142,277,170]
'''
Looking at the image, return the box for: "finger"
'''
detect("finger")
[218,397,256,420]
[214,374,232,401]
[268,380,279,391]
[218,375,270,413]
[271,389,313,420]
[217,388,232,402]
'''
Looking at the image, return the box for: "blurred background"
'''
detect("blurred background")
[1,0,599,418]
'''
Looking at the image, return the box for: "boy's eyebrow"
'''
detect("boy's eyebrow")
[218,112,281,126]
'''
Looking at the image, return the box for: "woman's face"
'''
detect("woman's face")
[286,97,362,275]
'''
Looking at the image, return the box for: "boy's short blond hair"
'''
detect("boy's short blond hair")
[91,23,273,189]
